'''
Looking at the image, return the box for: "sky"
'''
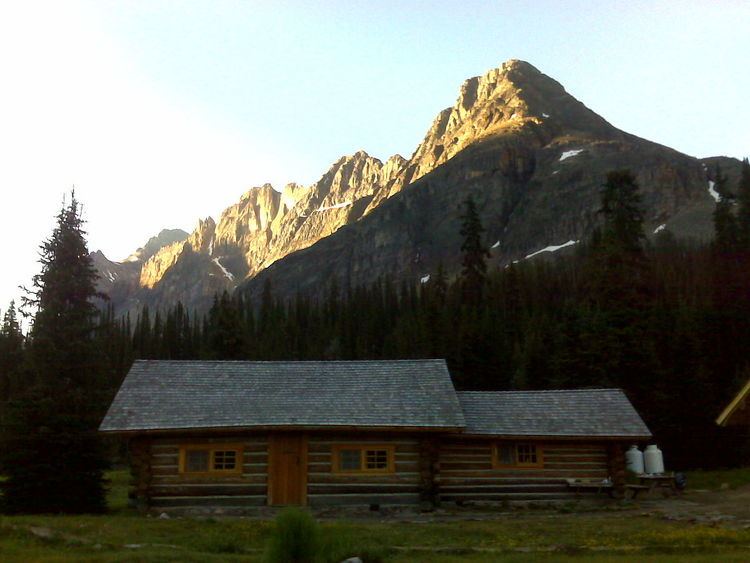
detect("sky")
[0,0,748,318]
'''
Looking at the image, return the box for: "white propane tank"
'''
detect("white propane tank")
[643,444,665,474]
[625,445,644,474]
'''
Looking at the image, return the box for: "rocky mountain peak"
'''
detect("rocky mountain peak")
[123,228,189,263]
[187,217,216,254]
[98,59,731,316]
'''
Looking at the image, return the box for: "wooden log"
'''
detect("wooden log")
[439,477,571,486]
[150,435,268,447]
[152,474,268,485]
[129,437,152,511]
[150,495,267,508]
[307,472,418,484]
[440,469,608,478]
[150,484,267,496]
[440,484,568,494]
[307,493,420,507]
[307,442,419,454]
[419,437,440,506]
[307,484,421,495]
[441,491,580,501]
[607,443,627,497]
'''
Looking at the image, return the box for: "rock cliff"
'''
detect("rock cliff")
[95,60,741,314]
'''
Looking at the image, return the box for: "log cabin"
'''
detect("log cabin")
[99,359,651,511]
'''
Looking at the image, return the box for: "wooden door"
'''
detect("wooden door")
[268,434,307,505]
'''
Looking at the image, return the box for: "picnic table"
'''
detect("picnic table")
[565,478,614,496]
[626,472,678,498]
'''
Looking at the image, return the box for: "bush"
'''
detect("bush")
[264,508,320,563]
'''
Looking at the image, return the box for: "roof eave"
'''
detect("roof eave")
[716,379,750,426]
[456,433,653,441]
[98,423,467,435]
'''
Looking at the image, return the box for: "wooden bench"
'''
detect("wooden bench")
[565,478,614,496]
[625,484,650,499]
[634,473,678,497]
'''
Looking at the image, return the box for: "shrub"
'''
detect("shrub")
[263,508,320,563]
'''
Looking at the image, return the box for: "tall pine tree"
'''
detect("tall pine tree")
[712,166,739,253]
[585,170,656,403]
[736,158,750,247]
[459,196,490,306]
[2,193,108,514]
[0,301,24,404]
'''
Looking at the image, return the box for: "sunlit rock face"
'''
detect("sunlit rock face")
[94,148,414,315]
[95,59,742,314]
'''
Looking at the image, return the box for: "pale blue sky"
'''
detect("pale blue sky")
[0,0,748,314]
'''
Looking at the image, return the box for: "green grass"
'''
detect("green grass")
[0,469,750,561]
[687,467,750,490]
[2,514,750,563]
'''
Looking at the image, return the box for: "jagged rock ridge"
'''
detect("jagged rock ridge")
[95,60,740,314]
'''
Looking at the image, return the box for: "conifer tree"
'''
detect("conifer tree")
[459,196,489,306]
[1,193,108,514]
[206,291,246,359]
[585,170,655,402]
[737,158,750,247]
[712,167,739,253]
[0,301,24,403]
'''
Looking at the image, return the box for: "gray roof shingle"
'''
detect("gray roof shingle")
[99,359,465,432]
[458,389,651,438]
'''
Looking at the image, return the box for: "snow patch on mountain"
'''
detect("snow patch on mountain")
[525,240,579,260]
[559,149,583,161]
[212,257,234,281]
[315,201,352,213]
[708,180,721,203]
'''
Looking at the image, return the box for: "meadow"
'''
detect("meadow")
[2,469,750,562]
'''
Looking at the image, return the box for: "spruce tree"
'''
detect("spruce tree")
[206,291,246,359]
[459,196,490,306]
[737,158,750,247]
[712,167,739,253]
[2,193,108,514]
[0,301,24,404]
[585,170,656,403]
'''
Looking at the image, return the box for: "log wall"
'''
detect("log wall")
[438,439,612,502]
[138,434,269,509]
[131,432,621,509]
[306,434,422,507]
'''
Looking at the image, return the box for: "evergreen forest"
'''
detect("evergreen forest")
[2,163,750,494]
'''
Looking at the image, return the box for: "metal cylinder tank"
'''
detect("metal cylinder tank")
[643,444,665,474]
[625,445,644,474]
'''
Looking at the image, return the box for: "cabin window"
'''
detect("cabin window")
[493,443,543,468]
[179,444,243,475]
[186,450,210,472]
[332,445,395,474]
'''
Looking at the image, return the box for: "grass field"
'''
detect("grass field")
[686,467,750,491]
[1,469,750,562]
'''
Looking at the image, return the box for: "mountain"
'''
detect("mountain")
[94,60,741,314]
[91,229,189,311]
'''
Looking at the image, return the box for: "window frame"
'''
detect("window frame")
[178,443,244,476]
[493,442,544,469]
[331,444,396,474]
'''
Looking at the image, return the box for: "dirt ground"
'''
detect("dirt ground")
[303,485,750,528]
[634,485,750,528]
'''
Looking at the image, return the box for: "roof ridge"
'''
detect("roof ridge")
[458,388,625,395]
[133,358,447,364]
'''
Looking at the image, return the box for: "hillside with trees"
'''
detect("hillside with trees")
[2,163,750,497]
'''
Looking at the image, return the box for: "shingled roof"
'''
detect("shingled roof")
[99,359,465,432]
[458,389,651,438]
